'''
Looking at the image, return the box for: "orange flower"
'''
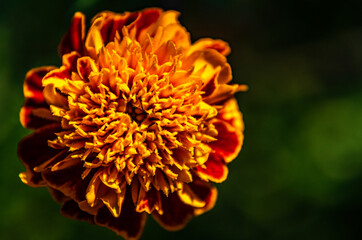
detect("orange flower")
[18,8,246,240]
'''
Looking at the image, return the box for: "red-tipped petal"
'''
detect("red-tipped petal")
[23,66,54,104]
[99,12,138,44]
[211,98,244,163]
[77,57,98,81]
[195,152,229,183]
[20,105,59,129]
[152,193,194,231]
[21,66,58,129]
[43,52,80,89]
[95,190,147,240]
[18,123,63,187]
[189,180,218,216]
[209,121,241,162]
[135,8,161,39]
[58,12,86,56]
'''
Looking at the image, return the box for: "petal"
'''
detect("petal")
[23,66,56,104]
[20,105,60,130]
[195,152,229,183]
[99,187,126,218]
[217,98,244,133]
[152,193,194,231]
[60,200,95,224]
[188,38,231,56]
[21,66,58,129]
[95,190,147,240]
[134,8,162,39]
[209,120,242,162]
[177,183,206,208]
[210,99,244,163]
[85,14,106,58]
[182,49,226,86]
[132,181,163,215]
[96,11,138,45]
[58,12,86,56]
[189,180,218,216]
[42,52,80,90]
[77,56,99,81]
[88,170,127,218]
[146,10,190,50]
[203,83,247,105]
[18,123,63,187]
[42,160,93,202]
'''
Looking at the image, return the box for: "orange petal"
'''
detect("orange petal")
[195,152,229,183]
[188,38,231,56]
[58,12,86,56]
[217,98,244,135]
[18,123,63,187]
[152,193,194,231]
[203,83,246,105]
[95,191,147,240]
[147,10,190,50]
[182,49,226,87]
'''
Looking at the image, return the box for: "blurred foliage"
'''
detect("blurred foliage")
[1,0,362,239]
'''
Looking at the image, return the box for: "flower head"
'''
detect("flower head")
[18,8,246,239]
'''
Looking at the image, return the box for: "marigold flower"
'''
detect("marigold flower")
[18,8,246,239]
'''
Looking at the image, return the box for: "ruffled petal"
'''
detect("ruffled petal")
[42,52,80,90]
[134,8,162,39]
[58,12,86,56]
[152,193,194,231]
[23,66,55,104]
[189,180,218,216]
[86,170,127,218]
[94,11,138,45]
[20,66,59,129]
[217,98,244,132]
[177,183,206,208]
[211,99,244,163]
[188,38,231,56]
[131,181,163,215]
[195,152,229,183]
[18,123,63,187]
[95,190,147,240]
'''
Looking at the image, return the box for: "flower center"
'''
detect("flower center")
[48,31,218,194]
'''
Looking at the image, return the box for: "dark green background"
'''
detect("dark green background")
[1,0,362,239]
